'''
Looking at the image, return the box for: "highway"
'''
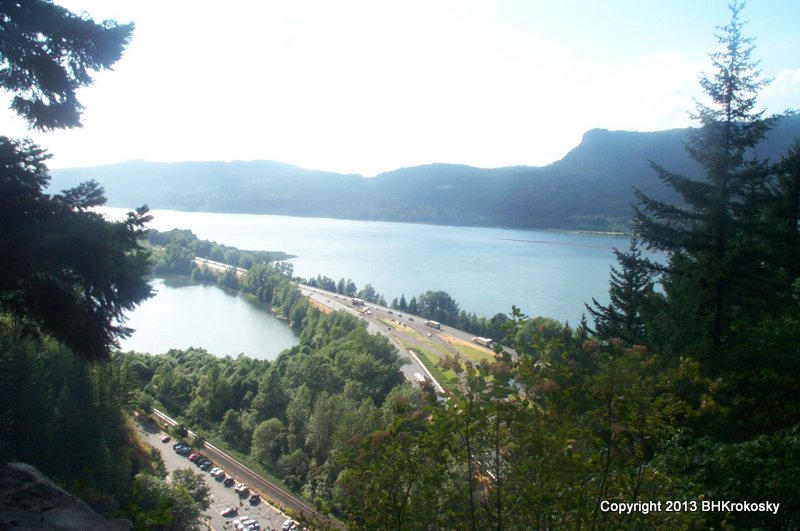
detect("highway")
[298,285,509,395]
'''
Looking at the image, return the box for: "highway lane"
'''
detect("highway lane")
[298,285,442,391]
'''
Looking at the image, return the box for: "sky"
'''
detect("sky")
[4,0,800,176]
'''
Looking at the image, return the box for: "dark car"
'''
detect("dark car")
[223,477,235,487]
[249,493,260,504]
[161,435,170,443]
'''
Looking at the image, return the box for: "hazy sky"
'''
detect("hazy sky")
[4,0,799,176]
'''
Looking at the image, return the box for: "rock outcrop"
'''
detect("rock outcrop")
[0,462,132,531]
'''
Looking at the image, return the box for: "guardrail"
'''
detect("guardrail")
[152,408,340,528]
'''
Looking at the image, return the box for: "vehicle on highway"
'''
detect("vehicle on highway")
[472,336,495,348]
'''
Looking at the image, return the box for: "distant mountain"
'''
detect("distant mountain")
[50,114,800,231]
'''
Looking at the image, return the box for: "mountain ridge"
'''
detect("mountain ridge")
[50,114,800,231]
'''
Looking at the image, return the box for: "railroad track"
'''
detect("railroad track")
[152,408,340,529]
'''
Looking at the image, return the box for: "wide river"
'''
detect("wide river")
[109,208,639,359]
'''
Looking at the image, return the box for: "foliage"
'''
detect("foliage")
[0,137,153,361]
[0,319,158,517]
[48,117,800,232]
[127,471,208,531]
[633,0,776,354]
[391,290,509,341]
[127,287,408,511]
[0,0,133,130]
[147,228,293,275]
[585,239,657,344]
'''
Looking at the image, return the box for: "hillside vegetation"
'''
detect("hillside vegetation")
[49,115,800,231]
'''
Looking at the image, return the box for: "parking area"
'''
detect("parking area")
[136,415,292,531]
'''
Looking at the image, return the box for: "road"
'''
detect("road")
[299,286,446,391]
[135,413,292,531]
[298,285,515,395]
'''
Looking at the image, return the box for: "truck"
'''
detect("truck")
[472,336,494,348]
[424,320,441,330]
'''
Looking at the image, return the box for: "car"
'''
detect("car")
[209,466,222,476]
[281,519,299,531]
[249,493,260,504]
[173,443,190,453]
[221,506,238,517]
[188,453,200,462]
[223,477,235,487]
[161,435,170,443]
[199,460,212,470]
[234,517,255,530]
[234,483,249,496]
[408,316,414,321]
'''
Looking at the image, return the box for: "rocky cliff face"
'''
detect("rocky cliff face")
[0,463,132,531]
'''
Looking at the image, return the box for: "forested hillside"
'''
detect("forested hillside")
[50,114,800,231]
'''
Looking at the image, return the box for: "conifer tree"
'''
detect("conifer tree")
[633,1,774,355]
[585,239,655,344]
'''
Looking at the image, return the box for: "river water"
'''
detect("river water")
[108,208,637,359]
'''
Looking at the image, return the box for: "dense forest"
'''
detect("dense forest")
[49,115,800,232]
[1,1,799,530]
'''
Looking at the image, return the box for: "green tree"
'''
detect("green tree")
[0,1,149,362]
[0,0,133,130]
[633,1,774,354]
[251,417,284,466]
[219,409,245,451]
[585,239,655,344]
[416,290,460,325]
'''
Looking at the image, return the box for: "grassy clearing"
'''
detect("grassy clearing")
[443,335,496,365]
[399,340,460,391]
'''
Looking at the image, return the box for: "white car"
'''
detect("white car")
[234,517,256,530]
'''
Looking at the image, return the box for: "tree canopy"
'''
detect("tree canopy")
[0,0,133,130]
[0,2,149,360]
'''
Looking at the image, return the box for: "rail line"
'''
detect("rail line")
[152,408,339,529]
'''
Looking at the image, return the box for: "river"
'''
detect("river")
[108,208,640,358]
